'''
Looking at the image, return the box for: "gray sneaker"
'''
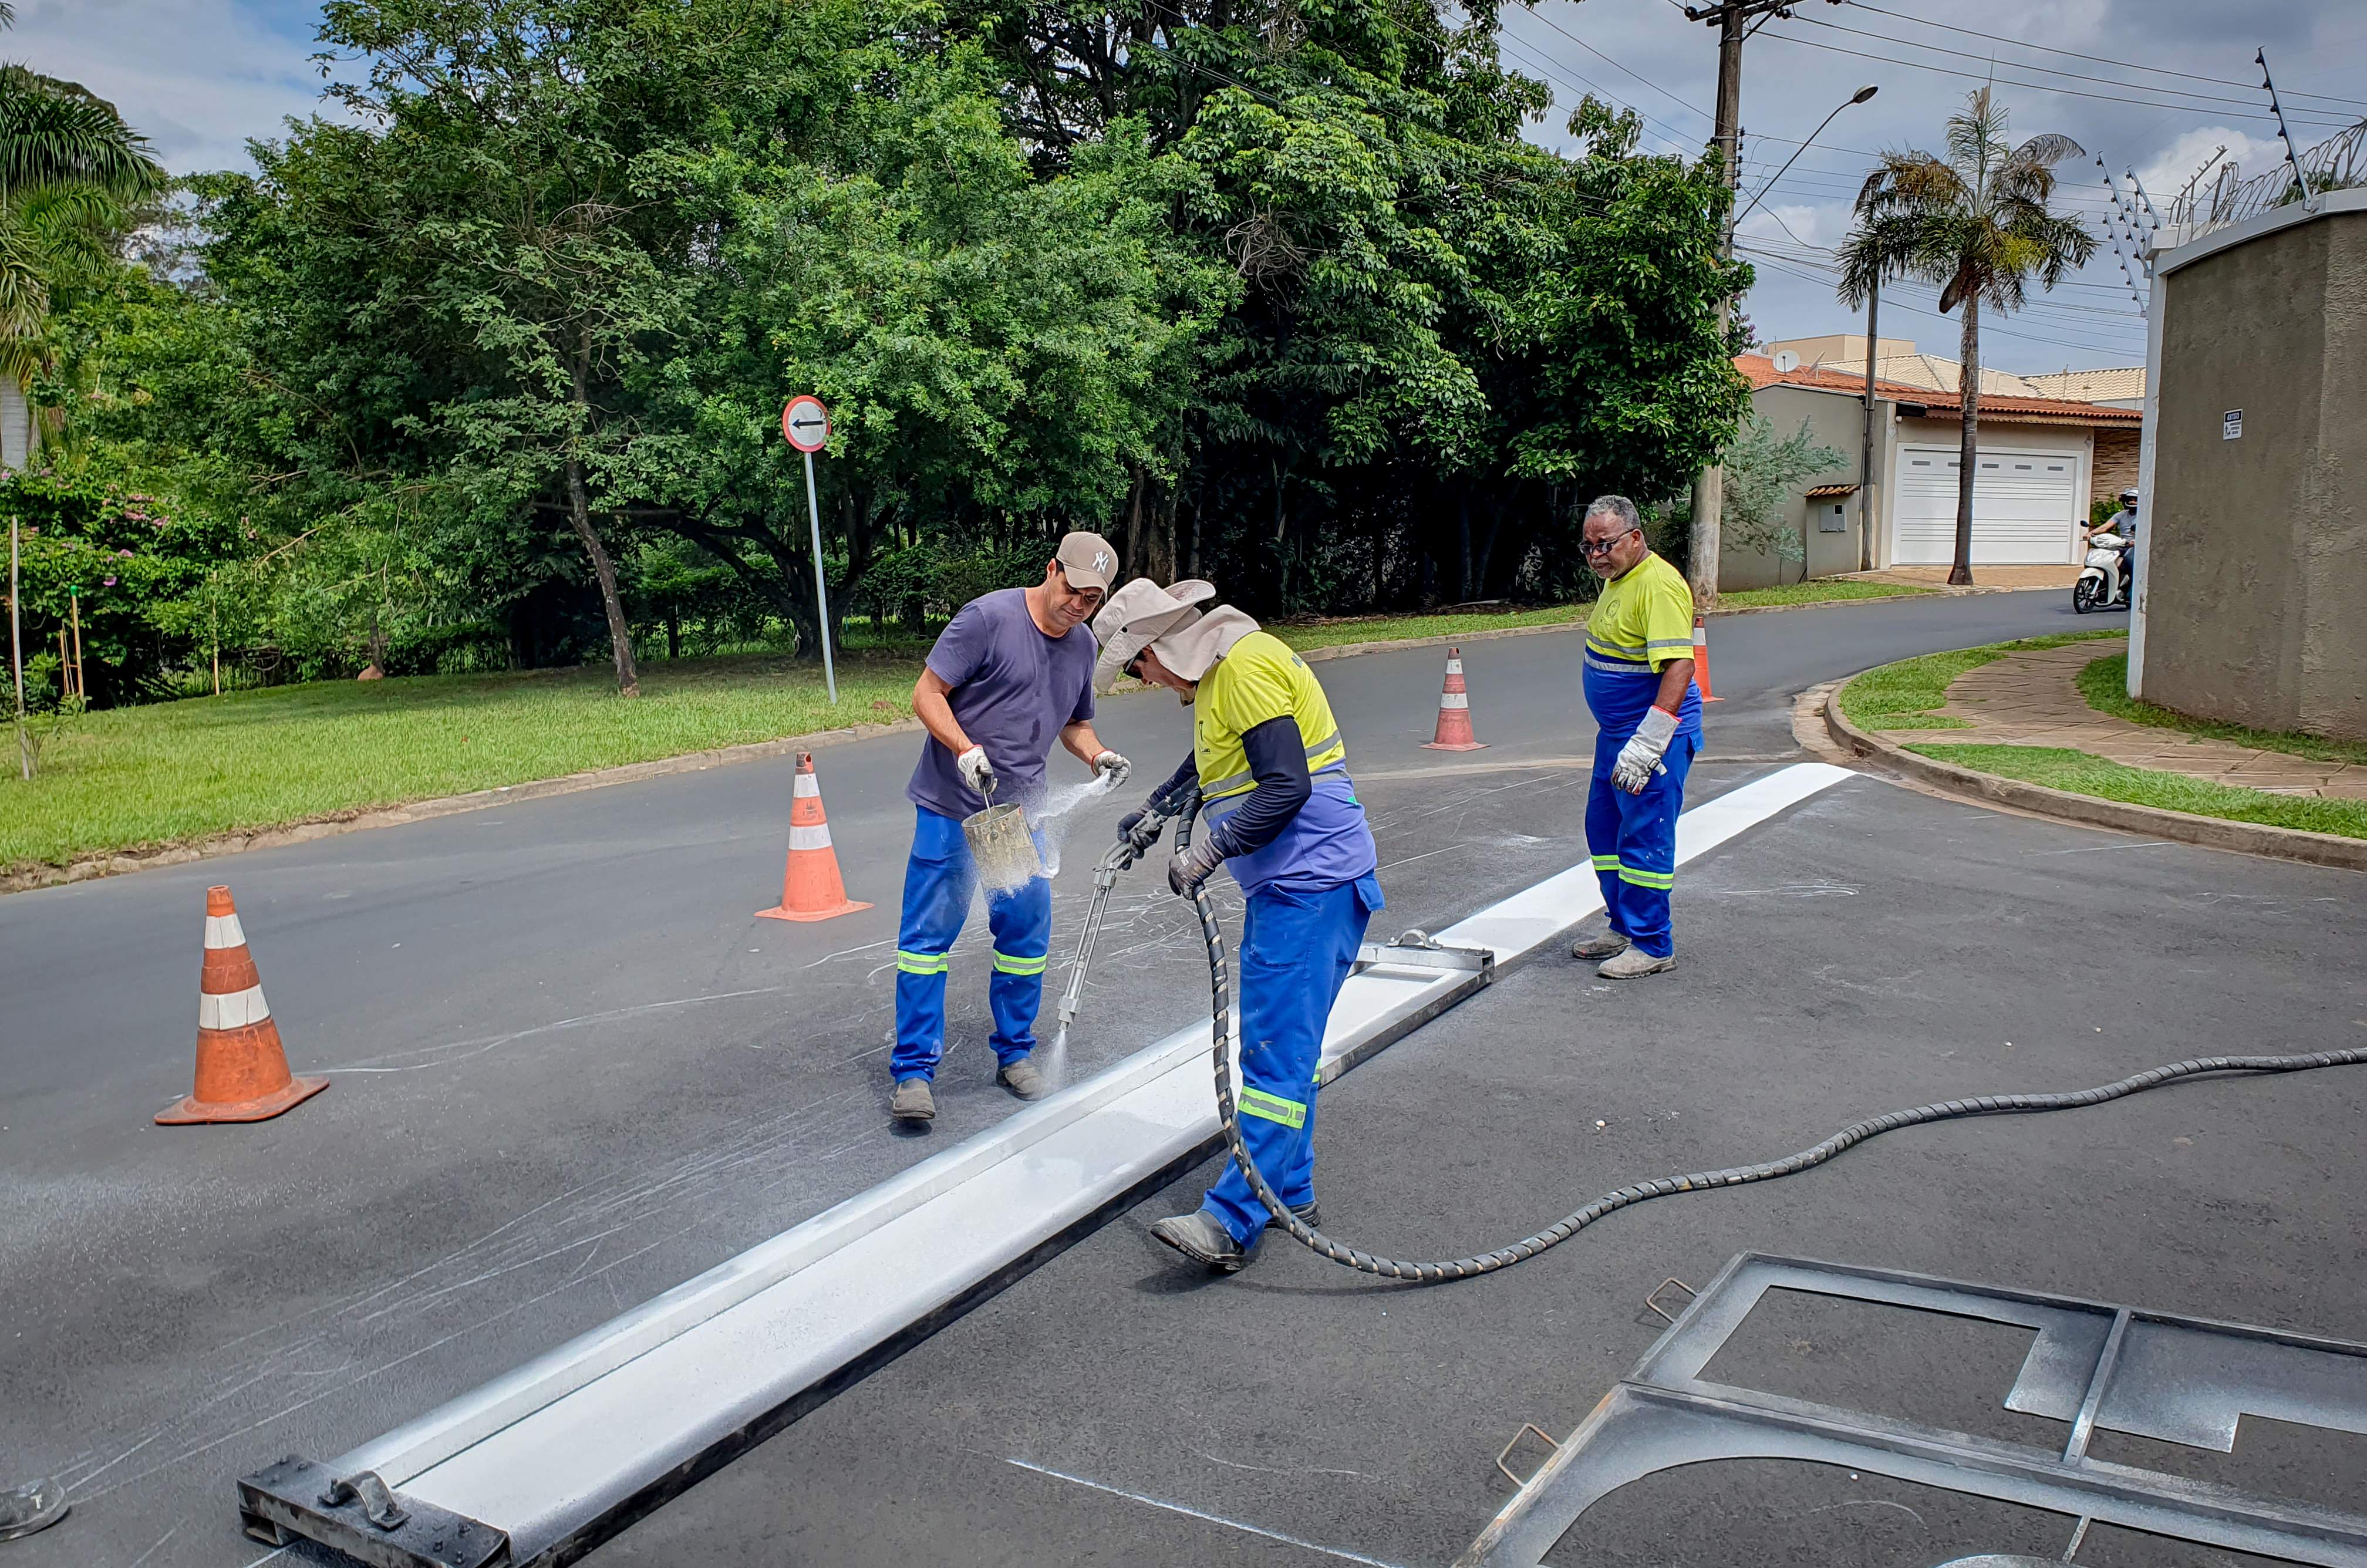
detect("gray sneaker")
[889,1077,936,1122]
[1597,947,1675,980]
[997,1057,1049,1101]
[1150,1210,1251,1272]
[1572,928,1630,960]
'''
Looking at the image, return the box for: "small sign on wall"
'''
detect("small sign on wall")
[2224,409,2244,440]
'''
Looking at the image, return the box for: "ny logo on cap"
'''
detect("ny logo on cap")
[1094,551,1112,573]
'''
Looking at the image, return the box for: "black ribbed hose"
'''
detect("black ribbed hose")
[1174,807,2367,1284]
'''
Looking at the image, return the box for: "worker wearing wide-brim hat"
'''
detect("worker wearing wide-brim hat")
[1092,579,1384,1273]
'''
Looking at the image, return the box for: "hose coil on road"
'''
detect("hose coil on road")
[1174,809,2367,1284]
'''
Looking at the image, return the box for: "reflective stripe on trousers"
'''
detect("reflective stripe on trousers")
[892,807,1051,1081]
[1199,873,1381,1246]
[1584,731,1697,958]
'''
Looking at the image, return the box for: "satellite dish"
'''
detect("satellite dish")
[1771,349,1800,373]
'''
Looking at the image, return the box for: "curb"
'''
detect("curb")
[1822,688,2367,874]
[1290,584,2036,665]
[2,586,2055,896]
[1,717,926,898]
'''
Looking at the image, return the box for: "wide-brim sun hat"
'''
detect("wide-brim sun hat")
[1091,578,1218,692]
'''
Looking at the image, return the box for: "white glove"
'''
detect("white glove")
[1092,749,1131,788]
[1611,706,1678,794]
[955,744,997,796]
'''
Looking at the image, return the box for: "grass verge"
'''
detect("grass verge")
[1270,602,1590,652]
[1908,743,2367,841]
[1838,630,2125,731]
[2076,652,2367,768]
[2,653,922,872]
[1718,580,1934,609]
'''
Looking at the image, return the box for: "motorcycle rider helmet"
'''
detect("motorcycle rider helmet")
[2118,488,2139,508]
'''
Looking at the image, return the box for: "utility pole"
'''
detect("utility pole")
[1681,0,1843,609]
[1858,274,1879,573]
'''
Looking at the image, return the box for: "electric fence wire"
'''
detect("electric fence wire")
[1174,810,2367,1284]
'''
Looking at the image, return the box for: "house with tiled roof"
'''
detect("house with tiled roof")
[1719,339,2142,589]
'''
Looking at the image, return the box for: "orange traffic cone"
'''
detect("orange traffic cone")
[1420,646,1488,751]
[757,750,873,922]
[156,886,328,1125]
[1692,619,1721,703]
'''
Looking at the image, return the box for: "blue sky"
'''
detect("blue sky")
[15,0,2366,373]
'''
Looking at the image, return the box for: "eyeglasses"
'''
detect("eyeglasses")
[1580,527,1639,558]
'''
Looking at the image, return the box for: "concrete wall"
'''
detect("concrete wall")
[2143,203,2367,740]
[1721,383,1876,590]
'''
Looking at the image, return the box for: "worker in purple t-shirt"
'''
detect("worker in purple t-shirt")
[889,532,1131,1125]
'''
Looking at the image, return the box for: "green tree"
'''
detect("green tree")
[1843,88,2095,585]
[1718,413,1848,582]
[0,5,167,457]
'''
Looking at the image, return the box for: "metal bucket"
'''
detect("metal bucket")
[963,801,1042,891]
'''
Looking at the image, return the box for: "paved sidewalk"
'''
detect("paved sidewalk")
[1839,564,2082,589]
[1887,635,2367,799]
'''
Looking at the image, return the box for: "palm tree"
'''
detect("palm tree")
[1838,89,2096,585]
[0,4,166,464]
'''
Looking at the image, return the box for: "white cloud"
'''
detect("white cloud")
[1737,202,1849,249]
[5,0,333,175]
[2135,126,2287,207]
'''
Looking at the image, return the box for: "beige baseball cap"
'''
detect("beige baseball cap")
[1055,531,1121,595]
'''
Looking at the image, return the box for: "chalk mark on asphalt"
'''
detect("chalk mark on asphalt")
[318,986,794,1073]
[1199,1451,1380,1482]
[1004,1459,1411,1567]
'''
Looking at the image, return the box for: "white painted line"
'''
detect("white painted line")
[321,764,1853,1563]
[1007,1459,1412,1567]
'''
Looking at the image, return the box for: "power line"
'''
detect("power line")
[1840,0,2367,113]
[1737,242,2147,353]
[1494,32,1699,154]
[1798,14,2362,123]
[1521,3,1714,130]
[1759,25,2360,129]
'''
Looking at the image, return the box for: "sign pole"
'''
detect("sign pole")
[802,448,837,704]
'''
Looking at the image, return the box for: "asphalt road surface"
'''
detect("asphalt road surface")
[0,588,2216,1568]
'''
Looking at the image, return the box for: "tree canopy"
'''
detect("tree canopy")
[16,0,1752,700]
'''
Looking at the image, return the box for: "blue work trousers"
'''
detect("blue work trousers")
[892,807,1052,1083]
[1586,731,1698,959]
[1201,874,1383,1247]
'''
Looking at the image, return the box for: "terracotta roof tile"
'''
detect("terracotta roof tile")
[1735,355,2142,424]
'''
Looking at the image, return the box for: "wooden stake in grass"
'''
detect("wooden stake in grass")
[68,588,83,701]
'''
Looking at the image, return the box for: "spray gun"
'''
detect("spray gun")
[1052,786,1199,1043]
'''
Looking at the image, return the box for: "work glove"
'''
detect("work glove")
[1611,706,1678,795]
[1168,835,1226,897]
[1117,805,1165,854]
[955,744,997,797]
[1092,749,1131,789]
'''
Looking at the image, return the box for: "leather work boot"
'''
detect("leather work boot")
[889,1077,936,1122]
[1150,1210,1251,1272]
[1570,928,1630,960]
[997,1056,1049,1101]
[1266,1201,1321,1230]
[1597,947,1675,980]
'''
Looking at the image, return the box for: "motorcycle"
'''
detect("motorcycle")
[2073,531,2132,614]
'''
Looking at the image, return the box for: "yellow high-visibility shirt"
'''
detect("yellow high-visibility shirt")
[1195,630,1347,801]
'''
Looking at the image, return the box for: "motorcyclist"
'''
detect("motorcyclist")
[2085,488,2139,598]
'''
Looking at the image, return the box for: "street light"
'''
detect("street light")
[1732,84,1879,228]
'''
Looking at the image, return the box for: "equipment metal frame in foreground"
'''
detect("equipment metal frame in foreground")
[1458,1253,2367,1567]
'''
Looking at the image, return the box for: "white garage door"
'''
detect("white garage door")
[1892,445,2080,565]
